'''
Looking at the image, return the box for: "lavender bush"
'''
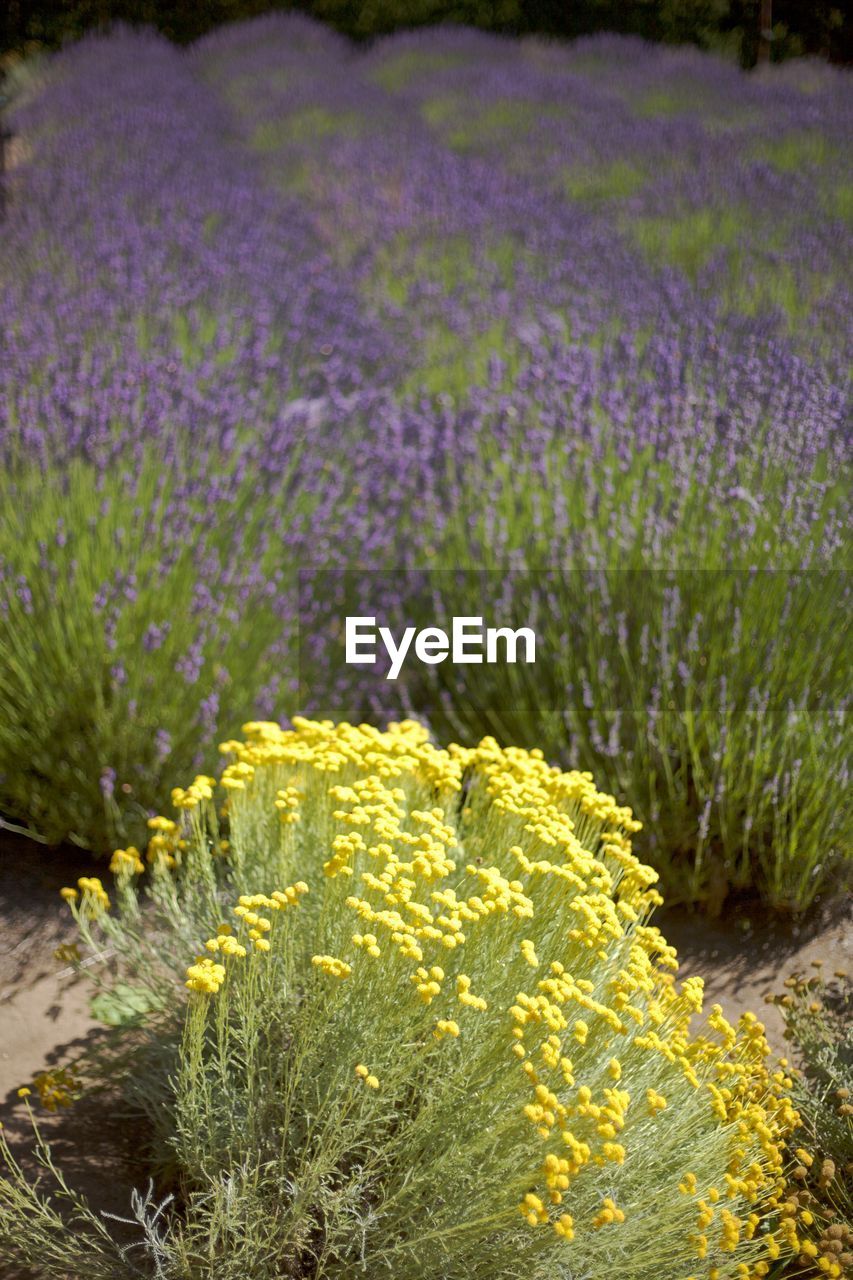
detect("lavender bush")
[0,26,408,846]
[0,17,849,907]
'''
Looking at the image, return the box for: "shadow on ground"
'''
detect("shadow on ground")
[660,894,852,1046]
[0,826,146,1274]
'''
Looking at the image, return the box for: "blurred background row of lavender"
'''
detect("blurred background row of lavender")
[0,14,849,911]
[2,0,850,67]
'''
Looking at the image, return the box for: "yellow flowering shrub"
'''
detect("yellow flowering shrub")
[0,719,818,1279]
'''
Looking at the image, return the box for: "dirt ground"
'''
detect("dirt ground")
[0,824,850,1246]
[659,897,852,1042]
[0,827,144,1256]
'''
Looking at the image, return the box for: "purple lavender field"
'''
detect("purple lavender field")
[0,16,850,908]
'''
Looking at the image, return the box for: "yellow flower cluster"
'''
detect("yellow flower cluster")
[60,875,110,917]
[185,956,226,994]
[593,1196,626,1229]
[205,933,248,958]
[352,931,381,958]
[411,964,445,1003]
[275,785,301,824]
[145,815,184,869]
[312,954,352,979]
[171,774,216,809]
[109,845,144,876]
[456,974,487,1011]
[110,717,804,1277]
[184,884,309,991]
[17,1068,79,1113]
